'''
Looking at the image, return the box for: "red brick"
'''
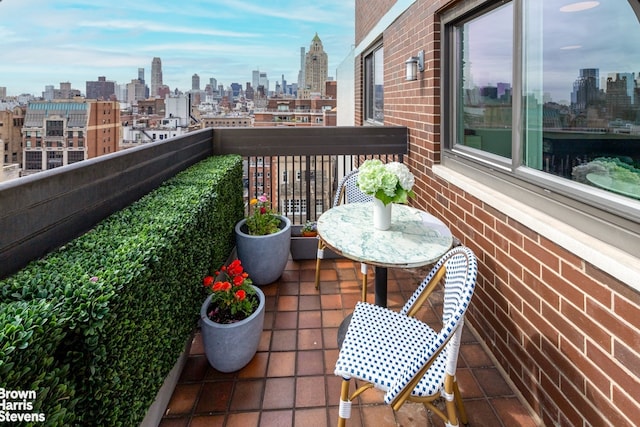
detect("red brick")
[614,293,640,331]
[612,384,640,425]
[524,269,560,310]
[511,276,541,312]
[561,300,611,352]
[495,247,524,281]
[582,380,631,426]
[541,301,584,350]
[495,219,524,248]
[541,266,583,310]
[587,296,639,351]
[613,339,640,379]
[587,340,639,398]
[558,336,608,397]
[523,302,559,345]
[510,243,542,277]
[539,372,583,426]
[523,236,560,273]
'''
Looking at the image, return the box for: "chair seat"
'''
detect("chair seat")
[334,302,448,400]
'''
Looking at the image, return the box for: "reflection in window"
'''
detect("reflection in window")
[457,3,513,158]
[523,0,640,200]
[364,44,384,123]
[452,0,640,202]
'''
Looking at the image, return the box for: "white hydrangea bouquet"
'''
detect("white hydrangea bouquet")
[357,159,416,205]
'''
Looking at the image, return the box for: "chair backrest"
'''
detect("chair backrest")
[385,246,478,405]
[333,169,373,207]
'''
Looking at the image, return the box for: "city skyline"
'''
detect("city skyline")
[0,0,355,96]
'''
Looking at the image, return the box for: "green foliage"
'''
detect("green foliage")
[0,155,244,426]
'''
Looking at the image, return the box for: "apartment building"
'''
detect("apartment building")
[22,99,120,175]
[354,1,639,425]
[0,104,25,170]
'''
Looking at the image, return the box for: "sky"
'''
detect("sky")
[0,0,356,96]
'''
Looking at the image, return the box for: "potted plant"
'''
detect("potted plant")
[235,193,291,285]
[356,159,416,230]
[301,220,318,237]
[200,259,265,372]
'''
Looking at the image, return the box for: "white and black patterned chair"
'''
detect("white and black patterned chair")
[315,169,373,301]
[334,246,478,427]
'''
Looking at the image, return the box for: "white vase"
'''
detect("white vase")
[372,198,392,230]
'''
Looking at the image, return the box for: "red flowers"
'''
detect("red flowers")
[203,259,258,324]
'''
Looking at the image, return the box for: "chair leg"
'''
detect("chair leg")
[453,378,468,425]
[442,374,460,426]
[315,240,325,290]
[338,378,352,427]
[360,263,367,302]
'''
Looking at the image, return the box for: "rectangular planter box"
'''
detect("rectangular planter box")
[290,225,342,261]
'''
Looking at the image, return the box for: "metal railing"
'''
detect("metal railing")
[210,126,408,224]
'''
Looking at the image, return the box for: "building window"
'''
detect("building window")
[68,151,84,164]
[364,43,384,124]
[46,151,63,170]
[443,0,640,252]
[46,120,64,137]
[25,151,41,170]
[284,199,307,215]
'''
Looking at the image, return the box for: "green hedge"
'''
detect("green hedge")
[0,154,244,426]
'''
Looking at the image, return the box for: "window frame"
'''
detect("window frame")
[441,0,640,255]
[363,40,384,125]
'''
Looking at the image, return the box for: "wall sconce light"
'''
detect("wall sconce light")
[405,50,425,81]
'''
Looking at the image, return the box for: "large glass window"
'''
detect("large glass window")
[448,0,640,206]
[522,0,640,200]
[364,44,384,124]
[457,3,513,158]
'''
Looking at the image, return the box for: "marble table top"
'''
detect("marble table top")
[317,202,453,268]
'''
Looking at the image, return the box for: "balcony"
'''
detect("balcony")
[0,125,609,425]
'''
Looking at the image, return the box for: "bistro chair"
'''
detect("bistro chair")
[333,246,478,427]
[315,169,373,302]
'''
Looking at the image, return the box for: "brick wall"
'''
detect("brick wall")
[355,0,640,425]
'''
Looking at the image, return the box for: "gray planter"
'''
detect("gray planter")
[235,215,291,285]
[200,285,265,372]
[290,225,342,261]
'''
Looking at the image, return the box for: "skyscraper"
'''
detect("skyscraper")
[298,47,305,90]
[304,34,328,97]
[192,74,200,91]
[151,57,163,98]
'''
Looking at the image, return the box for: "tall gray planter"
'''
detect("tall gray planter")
[235,215,291,285]
[200,285,265,372]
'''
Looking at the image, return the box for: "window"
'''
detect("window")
[46,120,64,137]
[46,151,63,169]
[455,3,513,159]
[364,43,384,124]
[443,0,640,252]
[25,151,41,170]
[284,199,307,215]
[68,151,84,164]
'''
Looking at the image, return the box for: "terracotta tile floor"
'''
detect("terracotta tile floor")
[160,258,540,427]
